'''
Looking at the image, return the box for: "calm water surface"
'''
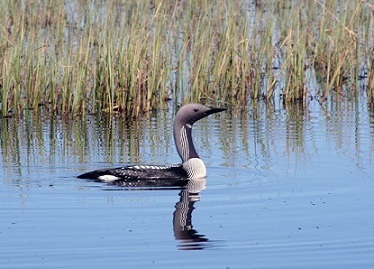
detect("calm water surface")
[1,101,374,268]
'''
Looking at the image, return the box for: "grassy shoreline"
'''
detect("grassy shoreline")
[0,0,373,117]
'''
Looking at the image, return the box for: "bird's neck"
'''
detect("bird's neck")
[174,124,200,163]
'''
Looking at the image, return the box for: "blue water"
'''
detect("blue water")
[1,102,374,268]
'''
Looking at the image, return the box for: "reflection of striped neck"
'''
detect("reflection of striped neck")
[173,178,208,249]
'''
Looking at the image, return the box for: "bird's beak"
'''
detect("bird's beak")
[207,106,227,115]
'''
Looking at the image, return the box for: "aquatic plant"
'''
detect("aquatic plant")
[0,0,372,117]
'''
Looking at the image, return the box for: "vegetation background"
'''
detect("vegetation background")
[0,0,372,118]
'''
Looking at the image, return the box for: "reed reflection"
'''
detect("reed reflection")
[173,177,211,250]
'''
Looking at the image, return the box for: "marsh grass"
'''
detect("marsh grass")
[0,0,372,117]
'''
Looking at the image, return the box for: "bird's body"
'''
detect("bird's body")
[77,103,226,186]
[78,164,189,187]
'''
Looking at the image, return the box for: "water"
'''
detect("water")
[1,101,374,268]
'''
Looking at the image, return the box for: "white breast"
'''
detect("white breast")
[182,158,207,178]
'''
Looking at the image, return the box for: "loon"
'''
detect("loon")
[77,103,226,186]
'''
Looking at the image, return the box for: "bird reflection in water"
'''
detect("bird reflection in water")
[173,177,211,250]
[101,177,219,250]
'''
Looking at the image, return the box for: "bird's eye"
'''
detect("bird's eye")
[194,109,199,112]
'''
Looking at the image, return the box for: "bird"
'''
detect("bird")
[77,103,226,187]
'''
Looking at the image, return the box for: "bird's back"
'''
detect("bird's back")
[77,164,189,187]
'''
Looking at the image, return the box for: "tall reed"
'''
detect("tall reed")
[0,0,372,117]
